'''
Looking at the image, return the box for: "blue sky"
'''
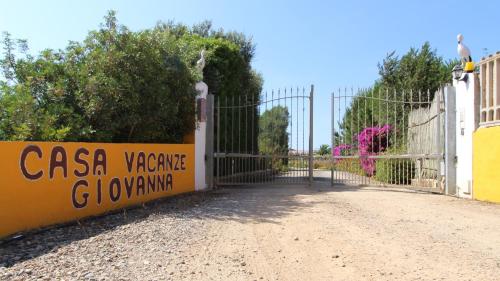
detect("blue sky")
[1,0,500,148]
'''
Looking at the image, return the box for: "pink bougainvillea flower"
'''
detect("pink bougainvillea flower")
[332,125,391,176]
[357,125,392,176]
[333,144,352,156]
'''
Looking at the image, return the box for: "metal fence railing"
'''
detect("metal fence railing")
[214,85,314,186]
[331,87,445,191]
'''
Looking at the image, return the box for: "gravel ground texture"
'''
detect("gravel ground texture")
[1,173,500,281]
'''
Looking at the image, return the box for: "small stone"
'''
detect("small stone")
[240,262,246,266]
[294,237,299,241]
[332,255,340,258]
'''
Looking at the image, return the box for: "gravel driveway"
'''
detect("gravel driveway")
[1,176,500,280]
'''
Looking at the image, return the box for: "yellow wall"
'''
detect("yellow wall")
[473,127,500,203]
[0,142,195,238]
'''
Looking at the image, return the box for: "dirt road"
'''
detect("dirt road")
[2,178,500,280]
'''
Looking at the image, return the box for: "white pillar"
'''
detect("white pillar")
[453,73,476,198]
[195,81,208,191]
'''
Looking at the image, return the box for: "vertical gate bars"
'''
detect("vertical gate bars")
[309,85,314,185]
[331,87,446,191]
[214,85,314,186]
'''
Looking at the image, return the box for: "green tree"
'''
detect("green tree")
[318,144,331,156]
[338,42,459,147]
[160,21,263,153]
[378,42,459,103]
[259,106,289,156]
[0,12,263,144]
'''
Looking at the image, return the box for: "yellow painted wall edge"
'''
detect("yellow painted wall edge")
[473,127,500,203]
[0,141,195,238]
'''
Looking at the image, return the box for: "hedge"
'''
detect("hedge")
[0,12,262,144]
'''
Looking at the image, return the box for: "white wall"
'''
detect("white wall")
[195,81,208,191]
[453,73,475,198]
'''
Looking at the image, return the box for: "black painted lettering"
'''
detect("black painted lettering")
[147,153,156,172]
[147,175,156,193]
[20,145,43,180]
[157,174,165,191]
[125,152,135,173]
[137,175,145,196]
[74,148,89,177]
[49,146,67,179]
[137,152,146,173]
[124,176,135,199]
[166,154,173,171]
[180,154,186,170]
[93,149,107,176]
[72,180,89,208]
[157,154,165,171]
[166,173,173,190]
[174,154,180,171]
[109,178,121,202]
[97,178,102,205]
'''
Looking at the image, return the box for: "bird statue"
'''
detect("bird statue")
[196,49,206,72]
[457,34,474,73]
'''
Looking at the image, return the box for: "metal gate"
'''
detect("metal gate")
[331,88,446,192]
[213,86,314,186]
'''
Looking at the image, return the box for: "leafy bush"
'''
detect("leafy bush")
[337,43,459,150]
[0,12,262,144]
[334,158,365,175]
[357,125,391,176]
[158,20,262,151]
[333,144,352,157]
[374,147,415,184]
[332,125,391,176]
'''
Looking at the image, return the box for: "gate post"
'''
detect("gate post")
[444,86,457,196]
[206,94,215,189]
[331,91,335,186]
[309,85,314,185]
[435,89,442,185]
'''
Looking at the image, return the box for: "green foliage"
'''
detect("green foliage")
[334,158,365,176]
[338,42,459,148]
[258,106,289,155]
[374,158,415,185]
[258,105,289,172]
[318,144,331,156]
[164,22,263,153]
[373,146,415,184]
[378,42,459,96]
[0,12,262,143]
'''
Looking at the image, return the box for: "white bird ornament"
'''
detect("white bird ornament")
[196,49,206,72]
[457,34,472,64]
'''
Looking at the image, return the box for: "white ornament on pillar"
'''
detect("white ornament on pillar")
[451,33,476,198]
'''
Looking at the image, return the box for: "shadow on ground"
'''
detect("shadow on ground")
[0,183,320,267]
[0,178,440,268]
